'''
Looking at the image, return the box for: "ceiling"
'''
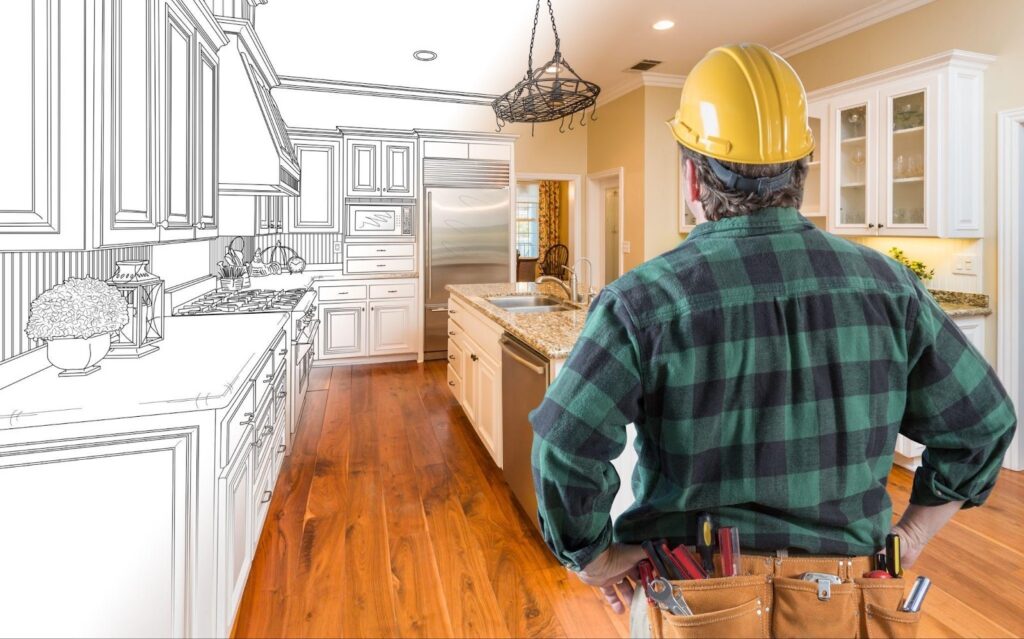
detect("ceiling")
[256,0,894,98]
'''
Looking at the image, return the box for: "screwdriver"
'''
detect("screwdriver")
[718,527,741,577]
[886,533,903,578]
[696,513,716,575]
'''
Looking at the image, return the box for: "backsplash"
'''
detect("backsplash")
[252,234,344,264]
[0,246,151,362]
[852,236,983,293]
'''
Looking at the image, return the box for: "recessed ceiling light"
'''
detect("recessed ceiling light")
[652,20,675,31]
[413,50,437,62]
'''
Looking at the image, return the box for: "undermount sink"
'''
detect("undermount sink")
[487,295,574,313]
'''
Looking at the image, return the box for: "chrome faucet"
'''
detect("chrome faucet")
[535,258,595,305]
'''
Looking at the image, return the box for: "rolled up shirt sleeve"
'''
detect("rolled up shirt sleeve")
[528,288,644,571]
[901,281,1017,508]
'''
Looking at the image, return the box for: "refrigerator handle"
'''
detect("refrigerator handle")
[425,191,432,301]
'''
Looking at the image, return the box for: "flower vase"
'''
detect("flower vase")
[46,333,111,377]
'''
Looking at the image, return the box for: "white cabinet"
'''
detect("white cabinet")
[217,429,253,636]
[474,352,501,459]
[370,300,416,355]
[219,195,284,236]
[344,135,416,198]
[196,40,220,237]
[314,278,420,363]
[803,102,827,219]
[0,428,197,638]
[809,50,992,238]
[0,0,85,250]
[320,303,368,359]
[289,135,342,232]
[447,297,504,466]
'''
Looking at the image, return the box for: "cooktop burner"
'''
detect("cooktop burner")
[173,288,308,316]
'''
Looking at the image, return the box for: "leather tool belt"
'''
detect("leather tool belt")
[646,552,921,638]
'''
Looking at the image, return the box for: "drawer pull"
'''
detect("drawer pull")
[376,248,387,252]
[239,419,254,428]
[264,374,274,384]
[278,391,287,399]
[448,330,456,336]
[376,264,387,268]
[339,291,349,295]
[448,381,456,387]
[277,444,287,454]
[470,354,479,361]
[278,348,288,356]
[448,354,456,360]
[261,490,272,504]
[387,289,398,293]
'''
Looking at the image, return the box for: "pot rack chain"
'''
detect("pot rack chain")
[527,0,561,76]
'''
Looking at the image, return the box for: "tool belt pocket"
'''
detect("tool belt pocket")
[650,575,768,639]
[771,577,859,638]
[855,578,920,639]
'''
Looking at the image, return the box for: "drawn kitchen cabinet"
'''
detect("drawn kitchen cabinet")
[343,135,417,197]
[0,0,86,250]
[0,428,198,638]
[382,140,416,197]
[217,427,253,637]
[319,303,368,360]
[289,135,342,232]
[369,300,416,355]
[196,40,220,238]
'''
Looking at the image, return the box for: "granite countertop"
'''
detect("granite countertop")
[0,313,289,430]
[447,284,992,361]
[446,283,588,360]
[930,289,992,318]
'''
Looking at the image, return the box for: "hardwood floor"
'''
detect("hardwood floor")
[233,361,1023,638]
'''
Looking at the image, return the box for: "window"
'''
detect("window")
[516,182,540,258]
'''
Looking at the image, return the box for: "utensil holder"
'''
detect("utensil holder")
[219,277,244,292]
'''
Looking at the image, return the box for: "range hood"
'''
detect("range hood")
[217,18,300,196]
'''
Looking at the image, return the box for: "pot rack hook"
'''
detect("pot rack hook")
[567,114,575,131]
[579,109,587,127]
[590,105,599,122]
[559,116,566,133]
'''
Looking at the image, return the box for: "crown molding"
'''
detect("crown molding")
[774,0,935,58]
[806,49,995,101]
[598,71,686,107]
[275,75,498,106]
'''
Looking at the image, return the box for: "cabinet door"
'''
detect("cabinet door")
[346,139,380,196]
[953,316,986,353]
[0,429,196,638]
[369,300,416,355]
[382,140,415,197]
[196,41,219,237]
[98,0,162,247]
[159,4,196,241]
[0,0,85,250]
[461,339,479,425]
[830,89,877,236]
[218,436,253,637]
[804,100,828,219]
[879,76,939,237]
[474,353,501,466]
[319,303,367,359]
[292,140,341,231]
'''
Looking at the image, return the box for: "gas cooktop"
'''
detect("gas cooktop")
[173,288,308,316]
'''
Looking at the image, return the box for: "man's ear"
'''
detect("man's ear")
[685,158,701,204]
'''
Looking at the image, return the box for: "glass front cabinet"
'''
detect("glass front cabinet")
[809,51,993,238]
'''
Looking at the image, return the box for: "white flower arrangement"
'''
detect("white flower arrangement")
[25,278,129,341]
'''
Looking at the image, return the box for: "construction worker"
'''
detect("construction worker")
[529,43,1016,636]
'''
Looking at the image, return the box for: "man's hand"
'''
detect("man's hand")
[889,500,964,569]
[889,523,925,569]
[575,544,647,614]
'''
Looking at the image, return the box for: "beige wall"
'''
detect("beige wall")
[787,0,1024,362]
[586,88,646,271]
[644,86,687,260]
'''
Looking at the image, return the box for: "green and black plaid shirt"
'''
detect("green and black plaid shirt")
[530,207,1016,571]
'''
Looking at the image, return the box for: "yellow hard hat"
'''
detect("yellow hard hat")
[668,43,814,164]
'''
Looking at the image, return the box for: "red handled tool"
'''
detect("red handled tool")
[718,527,741,577]
[668,544,708,580]
[638,559,657,604]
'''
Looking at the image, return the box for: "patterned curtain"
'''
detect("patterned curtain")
[537,181,561,271]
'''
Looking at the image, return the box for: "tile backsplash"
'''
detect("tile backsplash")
[852,236,983,293]
[252,234,344,264]
[0,246,152,362]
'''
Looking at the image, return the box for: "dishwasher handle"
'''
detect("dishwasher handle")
[500,337,546,375]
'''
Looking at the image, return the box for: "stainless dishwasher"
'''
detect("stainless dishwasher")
[500,334,550,531]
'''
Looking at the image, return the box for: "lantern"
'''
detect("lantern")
[107,260,164,358]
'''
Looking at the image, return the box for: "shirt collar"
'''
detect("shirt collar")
[685,207,814,240]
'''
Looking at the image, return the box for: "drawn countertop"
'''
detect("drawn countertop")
[0,313,289,430]
[242,265,410,291]
[446,282,588,360]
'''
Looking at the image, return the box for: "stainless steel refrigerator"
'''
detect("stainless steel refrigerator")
[424,187,511,358]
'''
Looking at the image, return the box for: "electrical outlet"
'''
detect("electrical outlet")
[953,253,978,276]
[333,240,344,254]
[622,240,631,254]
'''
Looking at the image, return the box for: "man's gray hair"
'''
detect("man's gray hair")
[680,145,809,221]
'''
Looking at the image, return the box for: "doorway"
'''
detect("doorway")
[514,174,581,283]
[585,168,625,288]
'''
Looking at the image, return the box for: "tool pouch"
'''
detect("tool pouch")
[646,556,921,639]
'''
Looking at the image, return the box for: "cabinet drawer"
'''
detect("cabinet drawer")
[319,284,367,301]
[447,338,464,380]
[272,366,287,425]
[252,350,275,404]
[447,317,464,340]
[253,394,276,472]
[219,381,256,468]
[369,283,416,299]
[449,298,502,363]
[269,329,287,373]
[346,243,414,258]
[345,258,415,274]
[273,420,287,474]
[446,365,462,401]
